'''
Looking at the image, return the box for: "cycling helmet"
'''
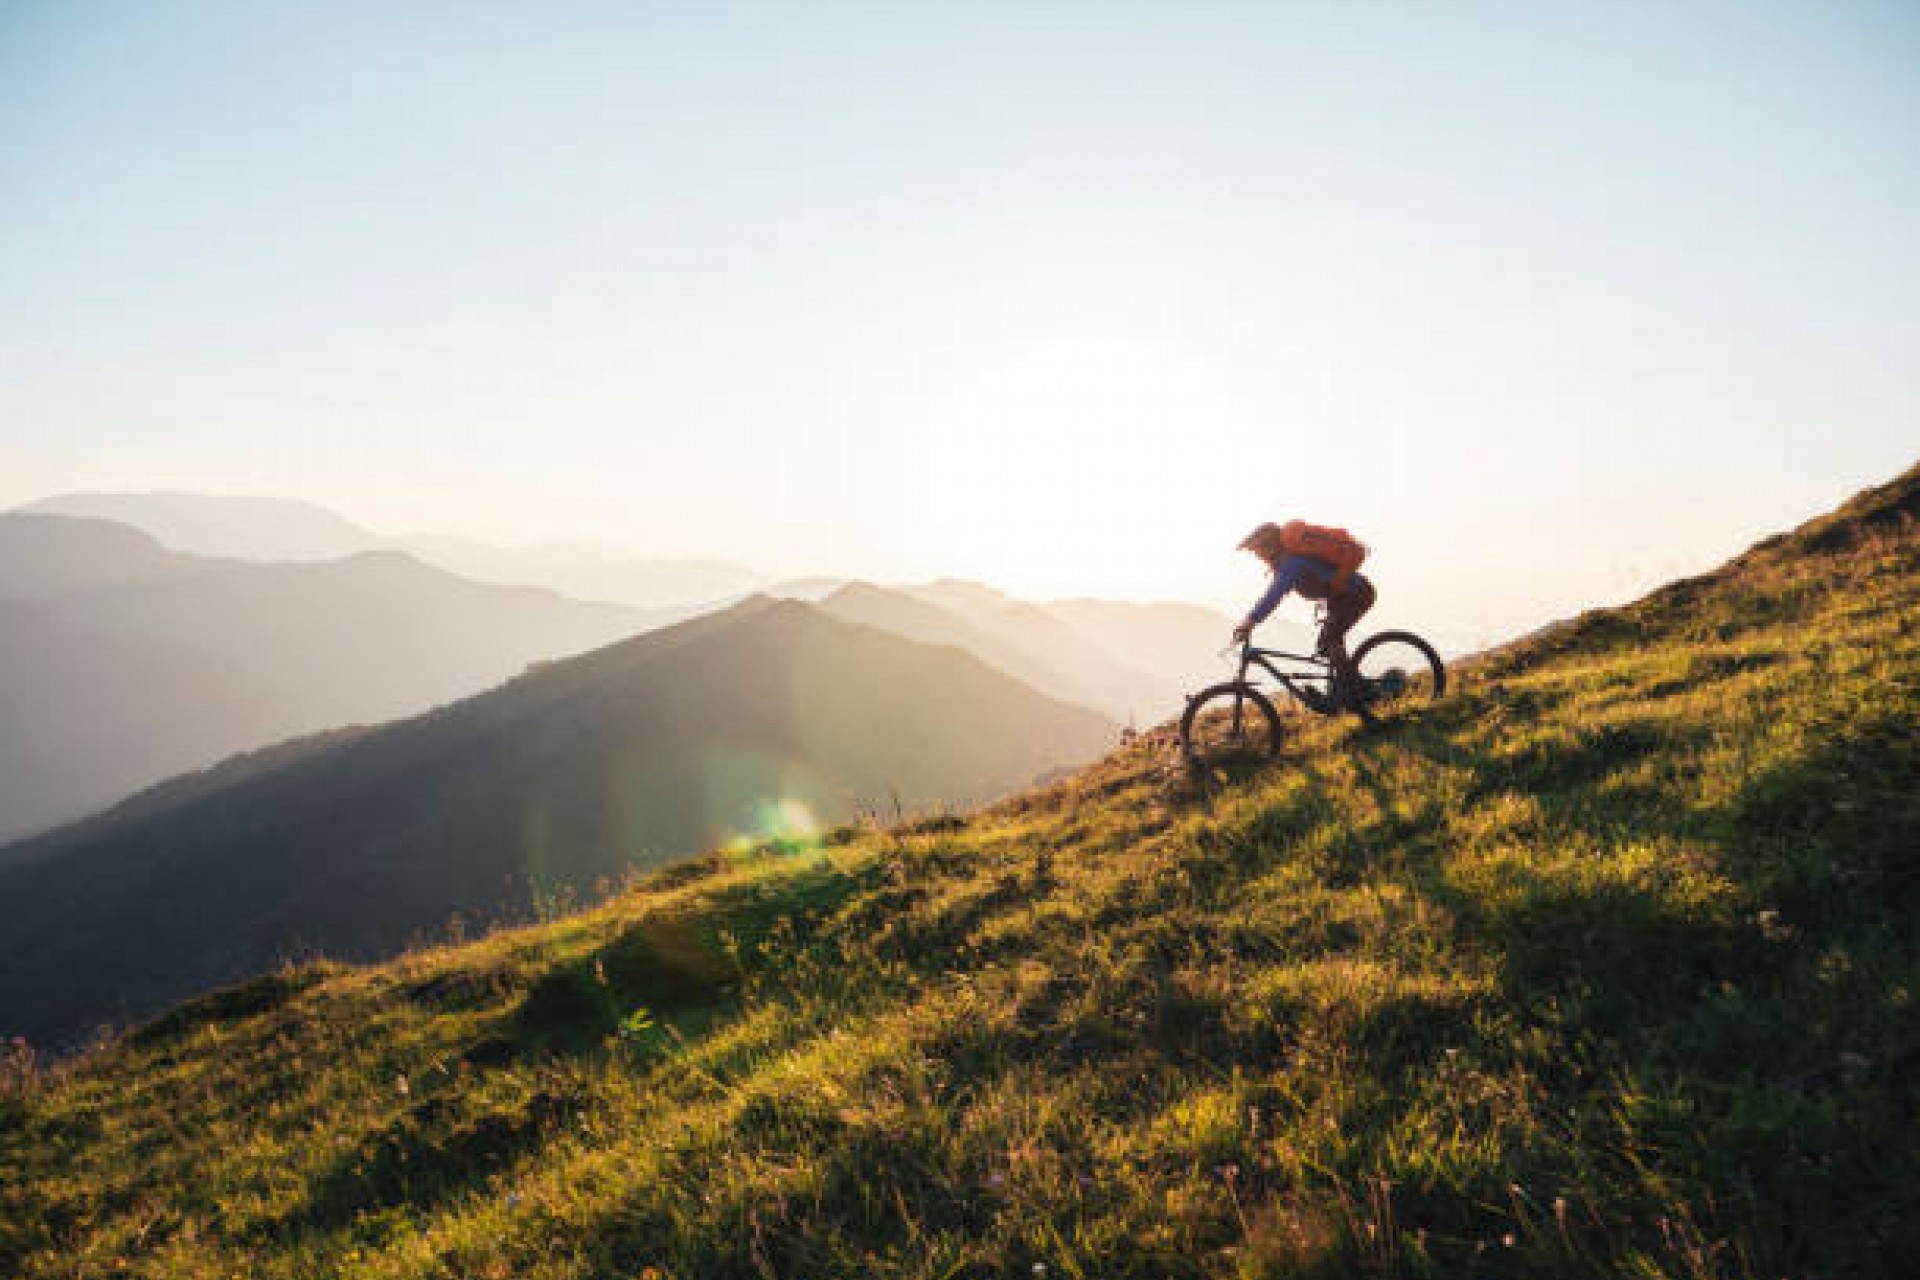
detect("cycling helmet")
[1237,522,1288,558]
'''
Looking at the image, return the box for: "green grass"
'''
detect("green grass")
[4,468,1918,1279]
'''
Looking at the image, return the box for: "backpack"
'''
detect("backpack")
[1276,520,1367,591]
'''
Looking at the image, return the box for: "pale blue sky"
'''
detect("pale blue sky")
[3,1,1916,645]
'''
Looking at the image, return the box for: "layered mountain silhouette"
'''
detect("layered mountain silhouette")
[0,500,1247,848]
[389,532,769,609]
[813,582,1161,723]
[18,492,385,561]
[1045,596,1288,693]
[21,492,772,609]
[827,579,1220,723]
[809,580,1271,723]
[0,512,211,599]
[0,597,1116,1046]
[0,514,671,842]
[18,491,1256,709]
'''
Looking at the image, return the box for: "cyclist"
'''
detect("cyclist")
[1230,522,1377,694]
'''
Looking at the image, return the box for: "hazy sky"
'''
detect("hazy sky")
[3,1,1916,646]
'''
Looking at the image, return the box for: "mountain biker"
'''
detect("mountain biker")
[1230,522,1376,679]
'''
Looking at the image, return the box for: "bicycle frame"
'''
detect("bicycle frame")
[1228,641,1336,711]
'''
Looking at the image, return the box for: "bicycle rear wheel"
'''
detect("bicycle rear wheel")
[1180,682,1282,769]
[1348,631,1446,725]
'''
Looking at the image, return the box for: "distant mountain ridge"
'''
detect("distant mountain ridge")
[19,491,773,609]
[808,579,1258,724]
[816,581,1166,723]
[18,492,383,561]
[1044,595,1297,693]
[0,514,667,842]
[390,531,770,608]
[16,492,1246,704]
[0,496,1242,849]
[0,596,1118,1046]
[0,513,214,600]
[894,580,1181,723]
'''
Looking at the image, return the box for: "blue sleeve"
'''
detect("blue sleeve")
[1246,558,1306,625]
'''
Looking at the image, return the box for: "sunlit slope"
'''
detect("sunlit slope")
[3,464,1917,1278]
[0,598,1116,1047]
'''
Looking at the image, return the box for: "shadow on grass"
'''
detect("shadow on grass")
[1730,707,1920,927]
[283,1084,584,1240]
[253,859,884,1240]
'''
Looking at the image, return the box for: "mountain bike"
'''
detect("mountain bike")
[1178,630,1446,769]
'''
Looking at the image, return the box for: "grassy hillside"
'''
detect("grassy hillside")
[0,598,1116,1049]
[3,465,1916,1278]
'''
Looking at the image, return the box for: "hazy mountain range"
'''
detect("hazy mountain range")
[0,494,1252,846]
[0,596,1117,1045]
[817,581,1177,724]
[4,494,1241,834]
[21,489,1251,678]
[17,492,384,562]
[0,513,672,843]
[20,492,772,609]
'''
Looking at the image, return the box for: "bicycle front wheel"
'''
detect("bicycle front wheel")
[1180,682,1282,769]
[1349,631,1446,724]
